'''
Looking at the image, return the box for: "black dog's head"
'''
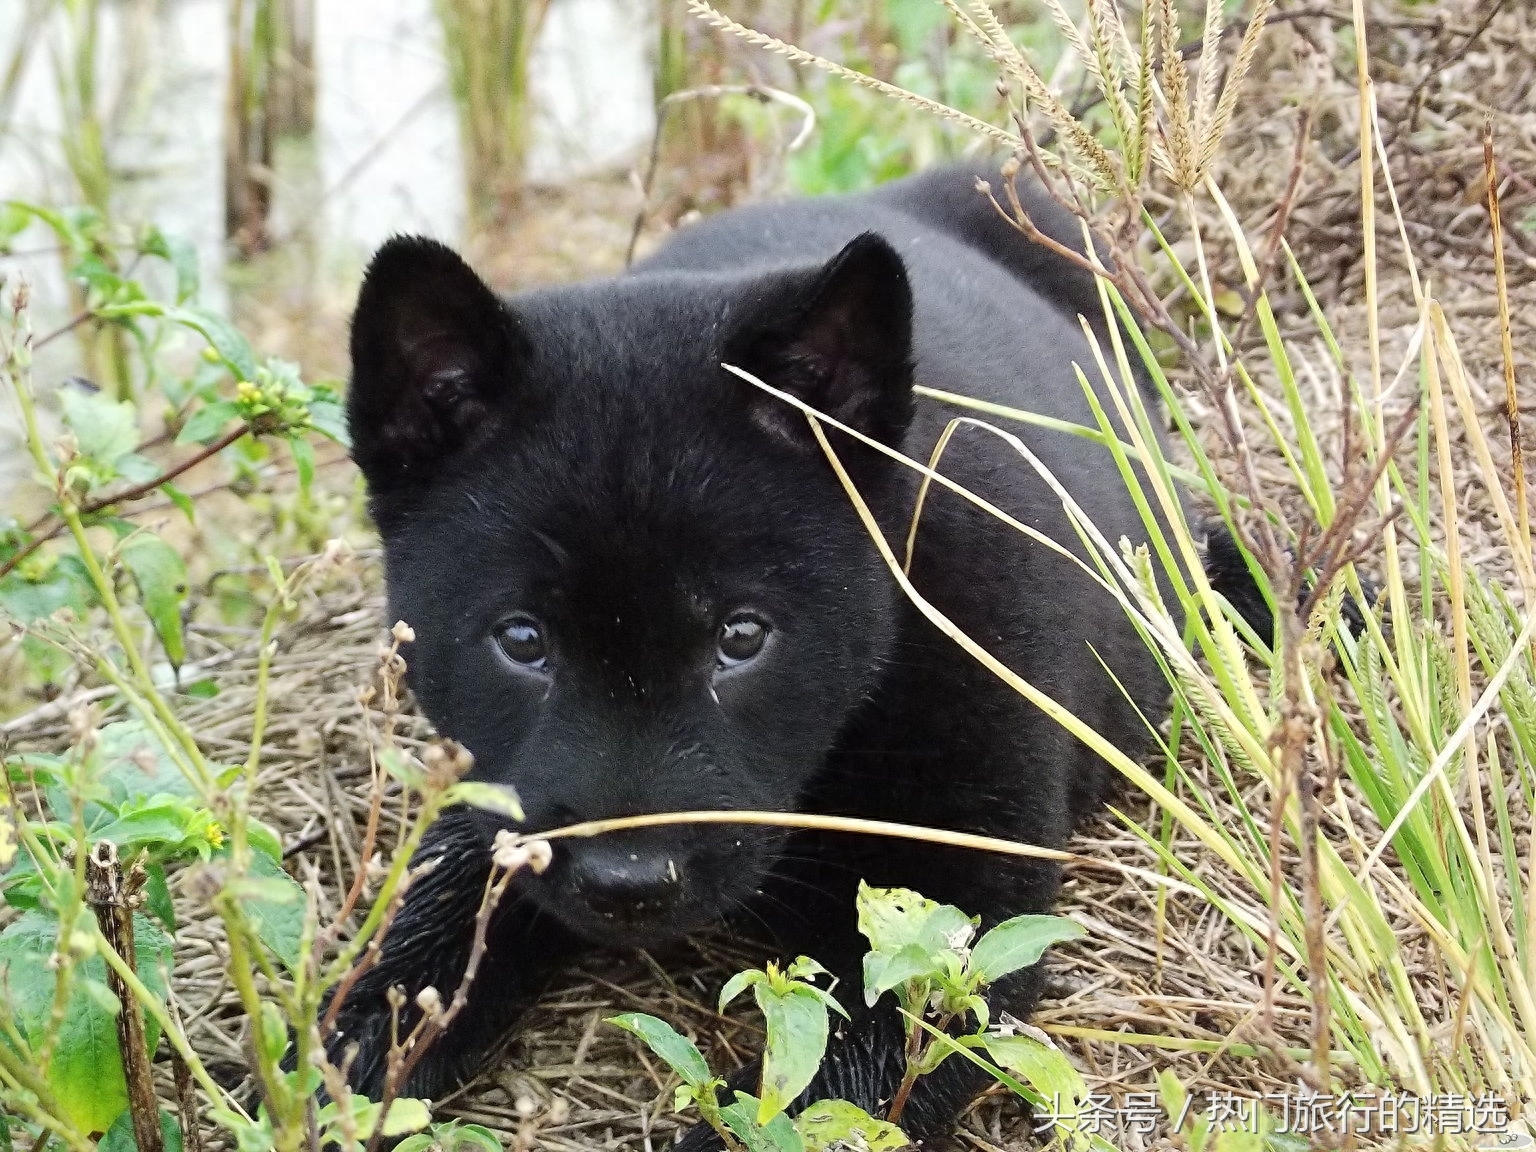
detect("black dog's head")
[347,233,915,946]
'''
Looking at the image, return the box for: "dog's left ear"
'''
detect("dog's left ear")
[726,232,914,447]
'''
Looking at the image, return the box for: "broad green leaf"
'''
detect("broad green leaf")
[968,915,1085,984]
[0,910,173,1133]
[0,560,94,623]
[607,1013,712,1088]
[99,1105,185,1152]
[984,1029,1098,1147]
[113,453,161,483]
[718,968,764,1011]
[445,781,524,821]
[320,1096,432,1142]
[855,883,975,959]
[92,800,205,856]
[795,1100,908,1151]
[380,1105,436,1142]
[165,306,257,380]
[720,1092,804,1152]
[395,1122,502,1152]
[121,535,188,667]
[861,943,937,1006]
[234,850,306,971]
[175,400,241,445]
[247,819,284,863]
[756,984,829,1123]
[95,721,199,803]
[59,386,139,466]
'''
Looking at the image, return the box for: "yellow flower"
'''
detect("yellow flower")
[205,821,225,849]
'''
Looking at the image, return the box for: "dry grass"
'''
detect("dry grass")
[6,1,1536,1148]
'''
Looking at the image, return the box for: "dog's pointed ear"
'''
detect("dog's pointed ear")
[726,232,914,447]
[347,237,524,490]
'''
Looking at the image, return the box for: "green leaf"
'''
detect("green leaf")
[92,801,204,856]
[444,781,524,822]
[140,227,199,304]
[59,385,139,466]
[143,864,176,931]
[756,984,830,1124]
[165,306,257,380]
[99,1106,185,1152]
[718,968,764,1011]
[0,560,94,624]
[861,944,937,1006]
[0,910,173,1133]
[95,721,199,803]
[607,1013,712,1088]
[163,482,196,523]
[175,400,241,446]
[247,819,284,864]
[856,883,975,959]
[968,915,1085,984]
[306,394,350,447]
[984,1028,1097,1143]
[121,535,188,667]
[113,453,161,484]
[233,851,306,971]
[290,435,315,494]
[720,1092,804,1152]
[795,1101,908,1151]
[395,1122,503,1152]
[376,1100,433,1138]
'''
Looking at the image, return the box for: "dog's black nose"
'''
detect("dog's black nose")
[570,847,681,920]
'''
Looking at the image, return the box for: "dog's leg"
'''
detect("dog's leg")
[323,807,584,1099]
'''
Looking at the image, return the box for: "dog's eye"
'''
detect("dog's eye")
[495,616,548,669]
[717,614,769,667]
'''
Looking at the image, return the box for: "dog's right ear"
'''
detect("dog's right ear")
[347,237,525,491]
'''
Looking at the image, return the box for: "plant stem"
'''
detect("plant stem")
[0,423,250,581]
[884,1019,926,1126]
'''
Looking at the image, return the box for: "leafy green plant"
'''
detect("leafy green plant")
[0,254,535,1148]
[609,885,1088,1151]
[0,202,347,701]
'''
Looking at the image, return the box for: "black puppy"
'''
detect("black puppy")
[333,166,1173,1142]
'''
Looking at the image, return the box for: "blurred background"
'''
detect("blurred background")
[0,0,1057,376]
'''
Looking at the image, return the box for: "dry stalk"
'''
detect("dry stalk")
[86,841,164,1152]
[684,0,1022,152]
[365,838,549,1152]
[1484,119,1529,556]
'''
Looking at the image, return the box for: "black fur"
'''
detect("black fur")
[332,166,1176,1140]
